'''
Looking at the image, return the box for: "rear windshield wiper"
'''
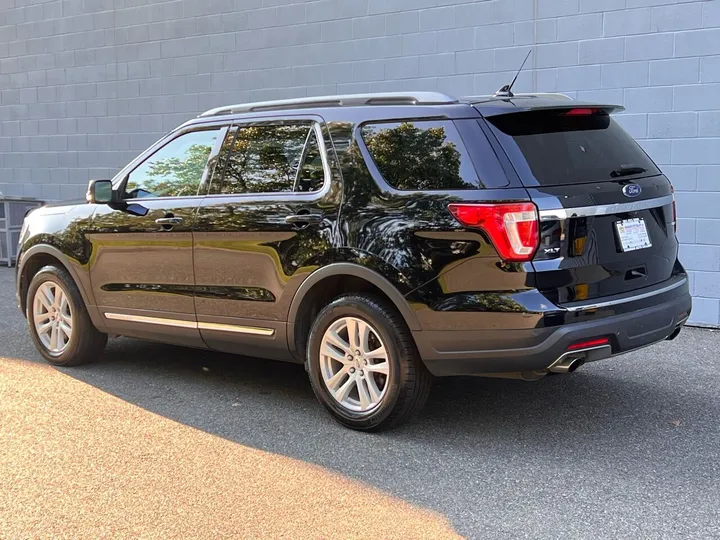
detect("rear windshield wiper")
[610,165,647,178]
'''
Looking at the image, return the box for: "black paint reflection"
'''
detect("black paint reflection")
[327,120,534,316]
[433,293,526,313]
[100,283,276,302]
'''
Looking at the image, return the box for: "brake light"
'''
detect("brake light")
[563,108,599,116]
[567,337,610,351]
[670,185,677,234]
[448,203,539,262]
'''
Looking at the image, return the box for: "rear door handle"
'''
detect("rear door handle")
[285,214,323,225]
[155,217,184,225]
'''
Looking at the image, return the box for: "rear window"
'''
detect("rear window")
[488,110,660,187]
[360,120,480,190]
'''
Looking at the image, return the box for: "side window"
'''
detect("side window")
[124,128,222,199]
[295,129,324,193]
[215,121,325,195]
[360,120,479,190]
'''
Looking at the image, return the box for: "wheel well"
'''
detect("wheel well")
[292,275,405,360]
[18,253,67,315]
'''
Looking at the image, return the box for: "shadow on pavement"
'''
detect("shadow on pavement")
[42,330,720,537]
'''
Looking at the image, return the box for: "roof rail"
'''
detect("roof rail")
[198,92,459,117]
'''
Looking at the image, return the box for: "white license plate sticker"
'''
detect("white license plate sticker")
[615,218,652,252]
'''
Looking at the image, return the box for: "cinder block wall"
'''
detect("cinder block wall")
[0,0,718,326]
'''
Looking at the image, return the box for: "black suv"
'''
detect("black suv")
[16,92,691,431]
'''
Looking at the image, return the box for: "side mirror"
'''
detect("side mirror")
[86,179,114,204]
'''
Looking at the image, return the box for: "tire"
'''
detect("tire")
[26,265,107,366]
[306,294,432,431]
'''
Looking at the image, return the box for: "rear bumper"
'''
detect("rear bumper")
[414,278,692,377]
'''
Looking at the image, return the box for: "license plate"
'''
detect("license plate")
[615,218,652,252]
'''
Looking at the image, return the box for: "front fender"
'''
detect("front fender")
[16,243,110,333]
[16,202,106,331]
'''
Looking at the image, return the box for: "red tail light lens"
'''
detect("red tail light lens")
[567,337,610,351]
[448,203,539,262]
[563,108,599,116]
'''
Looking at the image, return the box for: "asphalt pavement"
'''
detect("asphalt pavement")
[1,267,718,539]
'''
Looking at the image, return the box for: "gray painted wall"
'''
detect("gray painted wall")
[1,0,719,326]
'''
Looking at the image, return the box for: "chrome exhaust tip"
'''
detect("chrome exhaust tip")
[548,357,585,374]
[546,344,612,374]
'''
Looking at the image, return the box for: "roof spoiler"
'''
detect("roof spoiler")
[478,102,625,117]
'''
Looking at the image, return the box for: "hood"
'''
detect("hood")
[29,199,89,216]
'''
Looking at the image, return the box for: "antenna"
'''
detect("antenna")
[494,49,532,98]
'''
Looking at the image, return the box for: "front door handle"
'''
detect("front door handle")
[285,214,323,226]
[155,217,183,225]
[155,216,183,230]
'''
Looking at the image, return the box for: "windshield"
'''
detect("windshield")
[487,110,660,187]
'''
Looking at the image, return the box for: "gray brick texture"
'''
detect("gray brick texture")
[0,0,718,325]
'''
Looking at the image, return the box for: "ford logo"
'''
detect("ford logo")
[622,184,642,198]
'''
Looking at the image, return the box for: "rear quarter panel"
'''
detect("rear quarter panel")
[323,109,545,332]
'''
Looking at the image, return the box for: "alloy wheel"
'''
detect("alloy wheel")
[33,281,73,354]
[319,316,390,413]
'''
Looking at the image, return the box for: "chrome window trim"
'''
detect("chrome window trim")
[562,277,687,312]
[538,194,674,222]
[104,313,275,336]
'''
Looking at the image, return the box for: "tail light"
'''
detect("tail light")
[670,185,677,233]
[567,337,610,351]
[448,202,539,262]
[563,108,599,116]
